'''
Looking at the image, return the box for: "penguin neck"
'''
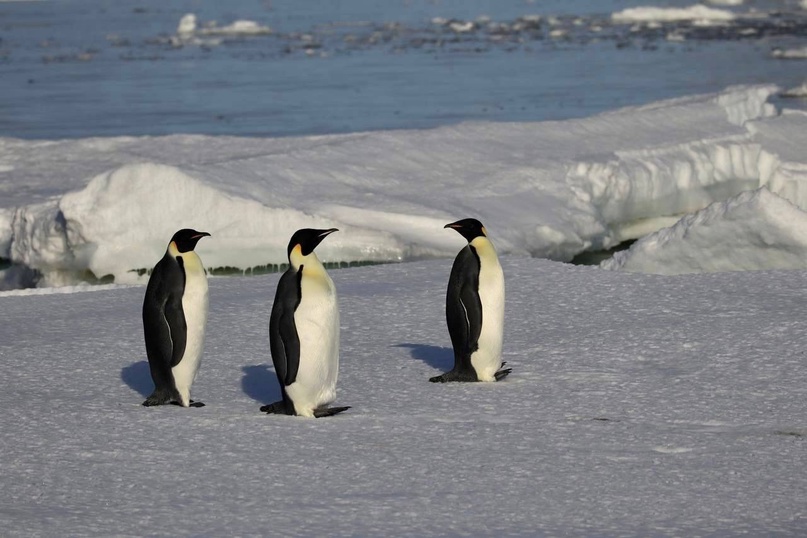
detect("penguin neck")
[469,235,496,255]
[167,241,181,258]
[290,247,325,274]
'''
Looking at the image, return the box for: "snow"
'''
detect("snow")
[611,4,736,24]
[601,187,807,274]
[2,255,807,536]
[5,84,807,288]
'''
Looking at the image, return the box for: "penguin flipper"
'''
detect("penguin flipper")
[313,406,351,418]
[269,269,302,386]
[143,255,186,395]
[445,246,483,375]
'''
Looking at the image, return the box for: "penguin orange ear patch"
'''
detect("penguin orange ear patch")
[481,226,488,237]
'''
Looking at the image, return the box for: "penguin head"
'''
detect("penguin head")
[170,228,211,253]
[287,228,339,260]
[445,218,487,243]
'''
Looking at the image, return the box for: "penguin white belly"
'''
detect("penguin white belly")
[470,240,505,382]
[172,251,209,406]
[286,266,339,417]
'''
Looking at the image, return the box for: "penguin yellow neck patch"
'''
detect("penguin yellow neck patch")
[290,244,305,268]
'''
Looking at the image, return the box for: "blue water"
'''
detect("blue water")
[0,0,805,139]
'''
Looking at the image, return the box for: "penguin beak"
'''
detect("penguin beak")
[192,232,211,239]
[319,228,338,238]
[444,222,461,230]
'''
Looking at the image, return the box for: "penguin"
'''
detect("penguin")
[430,218,510,383]
[142,228,211,407]
[261,228,350,418]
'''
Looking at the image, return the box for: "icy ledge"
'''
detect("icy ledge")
[601,188,807,274]
[1,84,806,288]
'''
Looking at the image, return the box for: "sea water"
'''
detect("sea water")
[1,0,805,139]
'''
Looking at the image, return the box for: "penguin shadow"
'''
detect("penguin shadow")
[395,343,453,371]
[241,364,281,405]
[121,361,153,398]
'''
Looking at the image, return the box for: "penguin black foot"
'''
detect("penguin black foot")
[493,361,512,381]
[429,370,478,383]
[142,389,176,406]
[313,406,351,418]
[168,400,205,408]
[260,400,294,415]
[494,368,513,381]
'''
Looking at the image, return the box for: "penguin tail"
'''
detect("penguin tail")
[313,406,351,418]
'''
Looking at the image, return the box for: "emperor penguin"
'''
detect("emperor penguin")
[430,218,510,383]
[142,228,211,407]
[261,228,350,418]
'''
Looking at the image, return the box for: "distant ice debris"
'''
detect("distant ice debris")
[171,13,270,47]
[782,81,807,98]
[706,0,743,5]
[771,47,807,59]
[198,20,272,36]
[601,188,807,274]
[612,5,736,24]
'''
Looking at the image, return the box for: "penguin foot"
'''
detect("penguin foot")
[313,406,351,418]
[494,367,513,381]
[169,400,205,408]
[142,389,175,406]
[429,370,478,383]
[260,400,294,415]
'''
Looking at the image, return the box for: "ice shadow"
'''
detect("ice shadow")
[241,364,281,404]
[395,343,454,371]
[121,361,153,398]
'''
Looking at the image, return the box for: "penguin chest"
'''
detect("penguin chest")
[470,239,505,381]
[287,266,339,414]
[172,252,209,402]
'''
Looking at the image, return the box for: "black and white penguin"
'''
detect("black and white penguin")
[430,218,510,383]
[261,228,350,418]
[142,228,211,407]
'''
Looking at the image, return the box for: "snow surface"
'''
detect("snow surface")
[2,256,807,536]
[4,84,807,288]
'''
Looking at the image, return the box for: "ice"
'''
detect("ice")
[782,81,807,98]
[169,13,271,47]
[2,255,807,536]
[4,84,807,287]
[771,46,807,59]
[601,188,807,274]
[611,4,736,24]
